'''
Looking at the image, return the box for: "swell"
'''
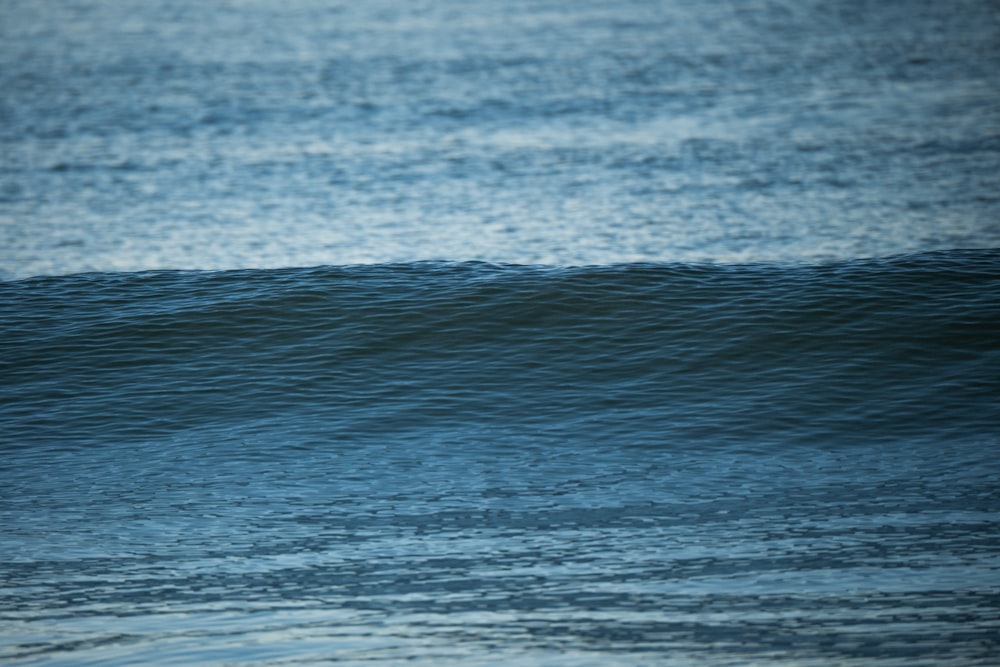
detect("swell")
[2,249,998,450]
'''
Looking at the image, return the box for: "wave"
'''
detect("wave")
[2,249,998,451]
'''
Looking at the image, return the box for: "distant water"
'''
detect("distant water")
[1,0,999,278]
[2,0,1000,666]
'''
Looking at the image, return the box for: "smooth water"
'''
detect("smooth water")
[2,0,1000,665]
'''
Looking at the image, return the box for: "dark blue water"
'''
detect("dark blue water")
[2,250,999,665]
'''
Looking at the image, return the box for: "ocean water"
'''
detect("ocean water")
[2,0,1000,276]
[3,252,1000,666]
[2,1,1000,666]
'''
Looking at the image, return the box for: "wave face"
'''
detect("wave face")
[3,249,1000,666]
[4,249,999,449]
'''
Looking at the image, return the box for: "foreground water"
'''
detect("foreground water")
[2,250,999,665]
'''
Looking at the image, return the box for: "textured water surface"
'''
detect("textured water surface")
[3,251,1000,665]
[2,0,1000,664]
[1,0,999,278]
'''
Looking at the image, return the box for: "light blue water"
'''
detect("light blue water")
[1,0,999,279]
[2,1,1000,665]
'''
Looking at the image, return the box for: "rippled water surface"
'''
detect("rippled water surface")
[4,253,1000,665]
[2,0,1000,665]
[2,0,999,278]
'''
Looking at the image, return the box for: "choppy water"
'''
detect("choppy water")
[2,0,1000,665]
[1,0,999,277]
